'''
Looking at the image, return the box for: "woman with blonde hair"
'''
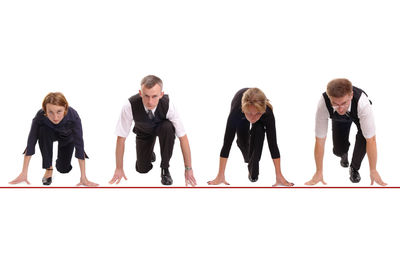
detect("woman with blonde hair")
[9,92,98,186]
[208,88,293,186]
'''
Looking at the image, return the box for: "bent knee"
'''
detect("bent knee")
[135,162,152,174]
[159,120,175,133]
[56,164,72,174]
[56,166,72,173]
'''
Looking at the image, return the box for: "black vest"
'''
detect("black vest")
[322,86,371,129]
[128,94,170,135]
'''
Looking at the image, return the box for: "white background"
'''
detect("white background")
[1,0,400,266]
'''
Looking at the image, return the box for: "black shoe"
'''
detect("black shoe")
[161,168,173,185]
[151,152,156,162]
[349,166,361,183]
[42,177,52,186]
[340,153,349,168]
[248,173,258,183]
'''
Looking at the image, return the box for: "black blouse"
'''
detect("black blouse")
[220,88,280,159]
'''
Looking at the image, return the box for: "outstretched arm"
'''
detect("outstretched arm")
[11,112,41,185]
[366,136,386,186]
[208,111,238,186]
[109,136,128,184]
[208,157,230,185]
[179,134,197,187]
[272,158,294,187]
[305,137,327,185]
[76,159,99,187]
[9,155,32,185]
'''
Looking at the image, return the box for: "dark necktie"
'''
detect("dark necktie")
[147,110,155,120]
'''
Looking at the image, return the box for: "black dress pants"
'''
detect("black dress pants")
[332,118,366,171]
[38,125,74,173]
[236,118,265,177]
[135,120,175,173]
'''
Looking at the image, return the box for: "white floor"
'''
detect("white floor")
[1,0,400,266]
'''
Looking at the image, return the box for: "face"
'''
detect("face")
[45,104,66,124]
[329,92,353,115]
[244,105,264,124]
[139,83,164,110]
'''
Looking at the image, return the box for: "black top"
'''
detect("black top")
[220,88,280,159]
[25,107,87,160]
[128,93,170,135]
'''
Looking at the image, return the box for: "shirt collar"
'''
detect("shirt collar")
[142,103,157,114]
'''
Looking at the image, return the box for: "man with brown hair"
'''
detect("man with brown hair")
[305,78,386,186]
[109,75,197,186]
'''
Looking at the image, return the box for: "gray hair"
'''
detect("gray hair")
[141,75,163,89]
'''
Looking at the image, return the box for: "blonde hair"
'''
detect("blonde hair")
[42,92,69,115]
[241,88,272,113]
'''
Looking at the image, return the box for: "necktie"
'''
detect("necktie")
[147,110,155,120]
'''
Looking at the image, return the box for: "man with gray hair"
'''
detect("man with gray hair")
[110,75,197,186]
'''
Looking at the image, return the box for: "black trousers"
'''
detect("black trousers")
[235,118,265,177]
[38,125,74,173]
[332,118,366,171]
[135,120,175,173]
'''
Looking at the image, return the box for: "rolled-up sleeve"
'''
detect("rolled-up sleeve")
[315,96,330,138]
[166,101,186,138]
[115,100,134,138]
[358,94,376,139]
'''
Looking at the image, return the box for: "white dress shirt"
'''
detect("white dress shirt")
[115,99,186,138]
[315,93,376,139]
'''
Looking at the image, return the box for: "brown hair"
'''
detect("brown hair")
[42,92,69,115]
[326,78,353,98]
[241,88,273,113]
[141,75,163,89]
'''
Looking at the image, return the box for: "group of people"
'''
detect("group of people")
[9,75,386,187]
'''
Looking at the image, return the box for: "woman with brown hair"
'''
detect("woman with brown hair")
[9,92,98,186]
[208,88,293,186]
